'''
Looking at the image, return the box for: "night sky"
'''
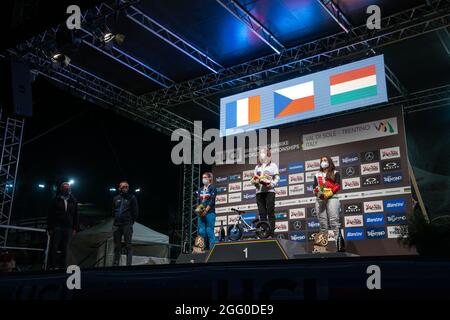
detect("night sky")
[13,76,182,235]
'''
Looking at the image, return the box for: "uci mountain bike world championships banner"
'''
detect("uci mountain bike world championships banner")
[212,105,414,256]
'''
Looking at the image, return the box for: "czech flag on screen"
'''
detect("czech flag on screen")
[330,65,377,105]
[225,96,260,129]
[274,81,314,119]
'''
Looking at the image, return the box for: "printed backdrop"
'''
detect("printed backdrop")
[212,105,415,256]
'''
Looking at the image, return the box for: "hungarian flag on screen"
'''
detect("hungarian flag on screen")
[330,65,378,105]
[225,96,260,129]
[274,81,314,119]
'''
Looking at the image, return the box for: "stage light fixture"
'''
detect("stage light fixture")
[135,188,141,193]
[109,187,117,192]
[51,53,71,67]
[101,32,125,49]
[38,184,45,189]
[68,179,75,185]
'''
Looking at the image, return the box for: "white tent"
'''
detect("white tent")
[69,218,170,267]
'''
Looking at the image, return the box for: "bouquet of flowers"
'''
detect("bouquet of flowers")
[317,181,334,199]
[195,204,207,217]
[251,174,271,187]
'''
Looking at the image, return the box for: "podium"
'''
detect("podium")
[206,239,289,263]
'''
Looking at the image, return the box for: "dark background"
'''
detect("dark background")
[11,77,183,235]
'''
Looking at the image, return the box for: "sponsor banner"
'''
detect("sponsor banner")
[306,218,320,230]
[364,200,384,213]
[381,159,401,172]
[289,232,307,242]
[361,162,380,175]
[384,197,406,212]
[328,230,337,242]
[227,214,239,225]
[305,183,314,193]
[242,212,257,224]
[215,215,228,227]
[290,220,304,231]
[341,153,360,165]
[275,221,289,233]
[216,176,228,184]
[229,174,241,181]
[302,117,398,150]
[386,212,408,225]
[331,156,340,167]
[289,184,305,196]
[365,213,385,227]
[216,186,227,193]
[345,228,365,240]
[383,172,403,184]
[380,146,401,160]
[279,166,288,174]
[289,208,306,219]
[344,202,363,214]
[361,150,380,163]
[387,225,407,238]
[228,192,242,203]
[278,175,288,187]
[344,215,364,228]
[275,186,288,198]
[288,161,305,173]
[342,177,361,190]
[276,233,288,240]
[242,190,256,201]
[242,180,254,191]
[342,165,360,178]
[215,186,411,213]
[305,171,317,183]
[305,159,320,171]
[307,207,317,218]
[242,169,254,181]
[275,212,288,220]
[228,182,242,193]
[216,194,228,205]
[366,227,387,239]
[362,175,381,187]
[289,173,305,184]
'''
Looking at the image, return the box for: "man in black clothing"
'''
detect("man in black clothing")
[47,182,78,270]
[112,181,139,266]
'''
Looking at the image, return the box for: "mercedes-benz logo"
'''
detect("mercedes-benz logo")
[277,234,285,240]
[346,167,356,176]
[293,221,302,230]
[364,152,375,161]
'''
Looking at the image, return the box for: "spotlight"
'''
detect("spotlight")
[51,53,71,67]
[103,32,115,43]
[109,187,117,192]
[68,179,75,185]
[135,188,141,193]
[101,32,125,49]
[38,184,45,189]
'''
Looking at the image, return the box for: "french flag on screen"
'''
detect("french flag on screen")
[225,96,261,129]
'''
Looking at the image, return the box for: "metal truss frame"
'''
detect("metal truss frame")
[180,163,201,253]
[317,0,409,96]
[124,3,223,73]
[23,51,194,136]
[0,116,25,248]
[216,0,285,54]
[144,0,449,107]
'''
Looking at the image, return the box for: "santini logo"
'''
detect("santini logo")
[383,172,403,184]
[341,153,360,165]
[345,228,365,240]
[384,198,405,211]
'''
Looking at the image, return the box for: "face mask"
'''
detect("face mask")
[202,178,209,185]
[120,188,129,194]
[320,161,329,169]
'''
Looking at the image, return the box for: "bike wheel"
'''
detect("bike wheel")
[227,224,243,241]
[255,221,271,239]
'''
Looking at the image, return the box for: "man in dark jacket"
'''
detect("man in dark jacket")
[112,181,139,266]
[47,182,78,270]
